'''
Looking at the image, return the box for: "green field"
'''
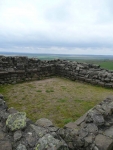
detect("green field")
[97,61,113,70]
[76,60,113,70]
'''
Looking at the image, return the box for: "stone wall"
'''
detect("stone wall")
[63,96,113,150]
[1,56,113,150]
[0,56,55,84]
[55,60,113,88]
[1,56,113,88]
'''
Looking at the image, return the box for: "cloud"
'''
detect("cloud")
[0,0,113,54]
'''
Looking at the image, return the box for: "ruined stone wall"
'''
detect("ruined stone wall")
[1,56,113,88]
[0,56,55,84]
[55,60,113,88]
[1,56,113,150]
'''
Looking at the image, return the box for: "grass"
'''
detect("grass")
[98,61,113,70]
[0,77,113,127]
[46,89,54,93]
[37,90,42,92]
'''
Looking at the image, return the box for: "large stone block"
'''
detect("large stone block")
[6,112,26,131]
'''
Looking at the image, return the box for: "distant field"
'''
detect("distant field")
[75,60,113,70]
[97,61,113,70]
[1,77,113,127]
[1,52,113,70]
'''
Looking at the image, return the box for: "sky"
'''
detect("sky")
[0,0,113,55]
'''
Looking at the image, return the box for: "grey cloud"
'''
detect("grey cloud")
[0,34,112,49]
[0,0,113,54]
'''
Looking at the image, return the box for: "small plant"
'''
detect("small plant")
[46,89,54,93]
[57,99,67,103]
[74,99,83,103]
[61,86,67,90]
[22,97,26,100]
[37,90,42,92]
[63,118,73,124]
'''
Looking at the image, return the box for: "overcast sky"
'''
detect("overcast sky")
[0,0,113,55]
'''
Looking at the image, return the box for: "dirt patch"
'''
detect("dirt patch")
[1,77,113,127]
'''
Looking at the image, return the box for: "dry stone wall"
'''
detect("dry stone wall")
[55,60,113,88]
[0,56,55,84]
[1,56,113,150]
[1,56,113,88]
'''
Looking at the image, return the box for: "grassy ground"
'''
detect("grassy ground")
[0,77,113,127]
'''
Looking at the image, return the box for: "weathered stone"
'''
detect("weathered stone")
[14,130,22,141]
[75,113,87,126]
[79,128,88,138]
[6,112,26,131]
[105,83,112,88]
[104,126,113,138]
[64,122,79,130]
[35,118,53,127]
[30,124,47,138]
[25,132,36,147]
[95,134,113,150]
[95,105,105,114]
[93,114,105,126]
[0,98,4,105]
[76,137,85,147]
[93,146,99,150]
[8,107,18,114]
[0,130,6,140]
[88,109,105,126]
[0,140,12,150]
[101,103,112,115]
[0,109,9,120]
[84,134,93,144]
[16,144,27,150]
[0,94,3,99]
[35,134,68,150]
[87,123,98,134]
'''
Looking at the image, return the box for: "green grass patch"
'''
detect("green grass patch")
[61,86,67,90]
[46,89,54,93]
[63,118,73,124]
[98,61,113,70]
[37,90,42,92]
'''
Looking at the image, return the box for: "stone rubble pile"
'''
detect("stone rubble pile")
[62,96,113,150]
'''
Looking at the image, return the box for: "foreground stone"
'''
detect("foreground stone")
[6,112,26,131]
[35,118,53,127]
[35,134,68,150]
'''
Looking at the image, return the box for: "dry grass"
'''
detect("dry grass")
[1,77,113,127]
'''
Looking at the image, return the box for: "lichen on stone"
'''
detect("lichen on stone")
[6,112,26,131]
[35,134,68,150]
